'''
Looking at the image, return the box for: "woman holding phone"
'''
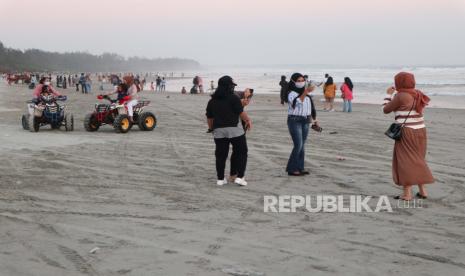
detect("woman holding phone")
[286,73,318,176]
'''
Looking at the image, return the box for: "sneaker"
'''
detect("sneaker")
[234,177,248,186]
[217,179,227,186]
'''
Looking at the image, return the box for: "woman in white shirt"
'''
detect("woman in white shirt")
[286,73,318,176]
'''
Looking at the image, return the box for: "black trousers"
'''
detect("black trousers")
[214,134,248,180]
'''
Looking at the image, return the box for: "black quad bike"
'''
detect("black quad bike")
[22,95,74,132]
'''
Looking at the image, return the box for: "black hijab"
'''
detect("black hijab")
[288,73,305,95]
[212,75,236,100]
[288,73,317,119]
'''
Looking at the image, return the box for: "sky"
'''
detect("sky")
[1,0,465,67]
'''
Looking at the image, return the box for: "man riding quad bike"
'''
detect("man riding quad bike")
[21,84,74,132]
[84,82,156,133]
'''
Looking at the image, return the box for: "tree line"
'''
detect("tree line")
[0,41,200,73]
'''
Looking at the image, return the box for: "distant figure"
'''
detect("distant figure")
[156,76,162,91]
[279,75,288,105]
[85,75,92,93]
[340,77,354,112]
[197,76,204,93]
[74,75,79,91]
[161,77,166,91]
[210,80,215,92]
[304,75,323,87]
[79,73,86,93]
[192,76,200,94]
[181,86,187,94]
[142,78,146,90]
[63,76,67,89]
[30,75,37,85]
[382,72,434,200]
[324,73,330,83]
[323,77,336,111]
[150,81,155,91]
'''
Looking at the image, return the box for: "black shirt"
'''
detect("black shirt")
[206,94,244,129]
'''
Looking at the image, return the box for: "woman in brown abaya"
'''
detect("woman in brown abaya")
[383,72,434,200]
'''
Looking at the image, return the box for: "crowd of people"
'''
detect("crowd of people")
[3,69,435,200]
[206,72,434,200]
[280,73,354,112]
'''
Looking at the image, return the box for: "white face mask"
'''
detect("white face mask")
[295,81,305,89]
[44,81,51,86]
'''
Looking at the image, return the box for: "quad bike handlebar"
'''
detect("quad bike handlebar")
[29,95,67,104]
[97,95,117,103]
[97,94,131,104]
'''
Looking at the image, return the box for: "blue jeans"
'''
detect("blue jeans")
[343,99,352,112]
[286,116,309,173]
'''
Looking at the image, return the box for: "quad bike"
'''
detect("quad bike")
[21,95,74,132]
[84,95,156,133]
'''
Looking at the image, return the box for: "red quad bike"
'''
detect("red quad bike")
[84,95,156,133]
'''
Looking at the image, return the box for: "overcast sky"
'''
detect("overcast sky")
[1,0,464,66]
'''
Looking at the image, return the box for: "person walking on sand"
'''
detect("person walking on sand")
[286,73,319,176]
[383,72,434,200]
[340,77,354,112]
[323,76,336,111]
[206,76,252,186]
[279,75,288,105]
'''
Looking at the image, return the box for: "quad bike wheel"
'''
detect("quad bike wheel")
[65,113,74,131]
[28,115,40,132]
[137,112,157,131]
[84,113,100,132]
[21,114,29,130]
[114,114,131,133]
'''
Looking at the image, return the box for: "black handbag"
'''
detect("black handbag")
[385,97,416,141]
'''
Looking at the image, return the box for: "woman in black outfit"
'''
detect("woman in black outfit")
[206,76,252,186]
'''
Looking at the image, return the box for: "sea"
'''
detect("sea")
[162,65,465,109]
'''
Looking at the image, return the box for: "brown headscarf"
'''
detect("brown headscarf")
[123,76,134,86]
[394,72,430,114]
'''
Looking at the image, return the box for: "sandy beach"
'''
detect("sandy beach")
[1,82,465,276]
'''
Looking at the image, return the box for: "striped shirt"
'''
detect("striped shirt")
[383,93,425,129]
[288,91,312,117]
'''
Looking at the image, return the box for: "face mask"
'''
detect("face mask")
[295,81,305,89]
[44,81,51,86]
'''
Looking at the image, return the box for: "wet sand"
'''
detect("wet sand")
[1,82,465,276]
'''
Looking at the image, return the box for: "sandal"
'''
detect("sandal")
[288,171,304,176]
[416,192,428,199]
[394,195,413,201]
